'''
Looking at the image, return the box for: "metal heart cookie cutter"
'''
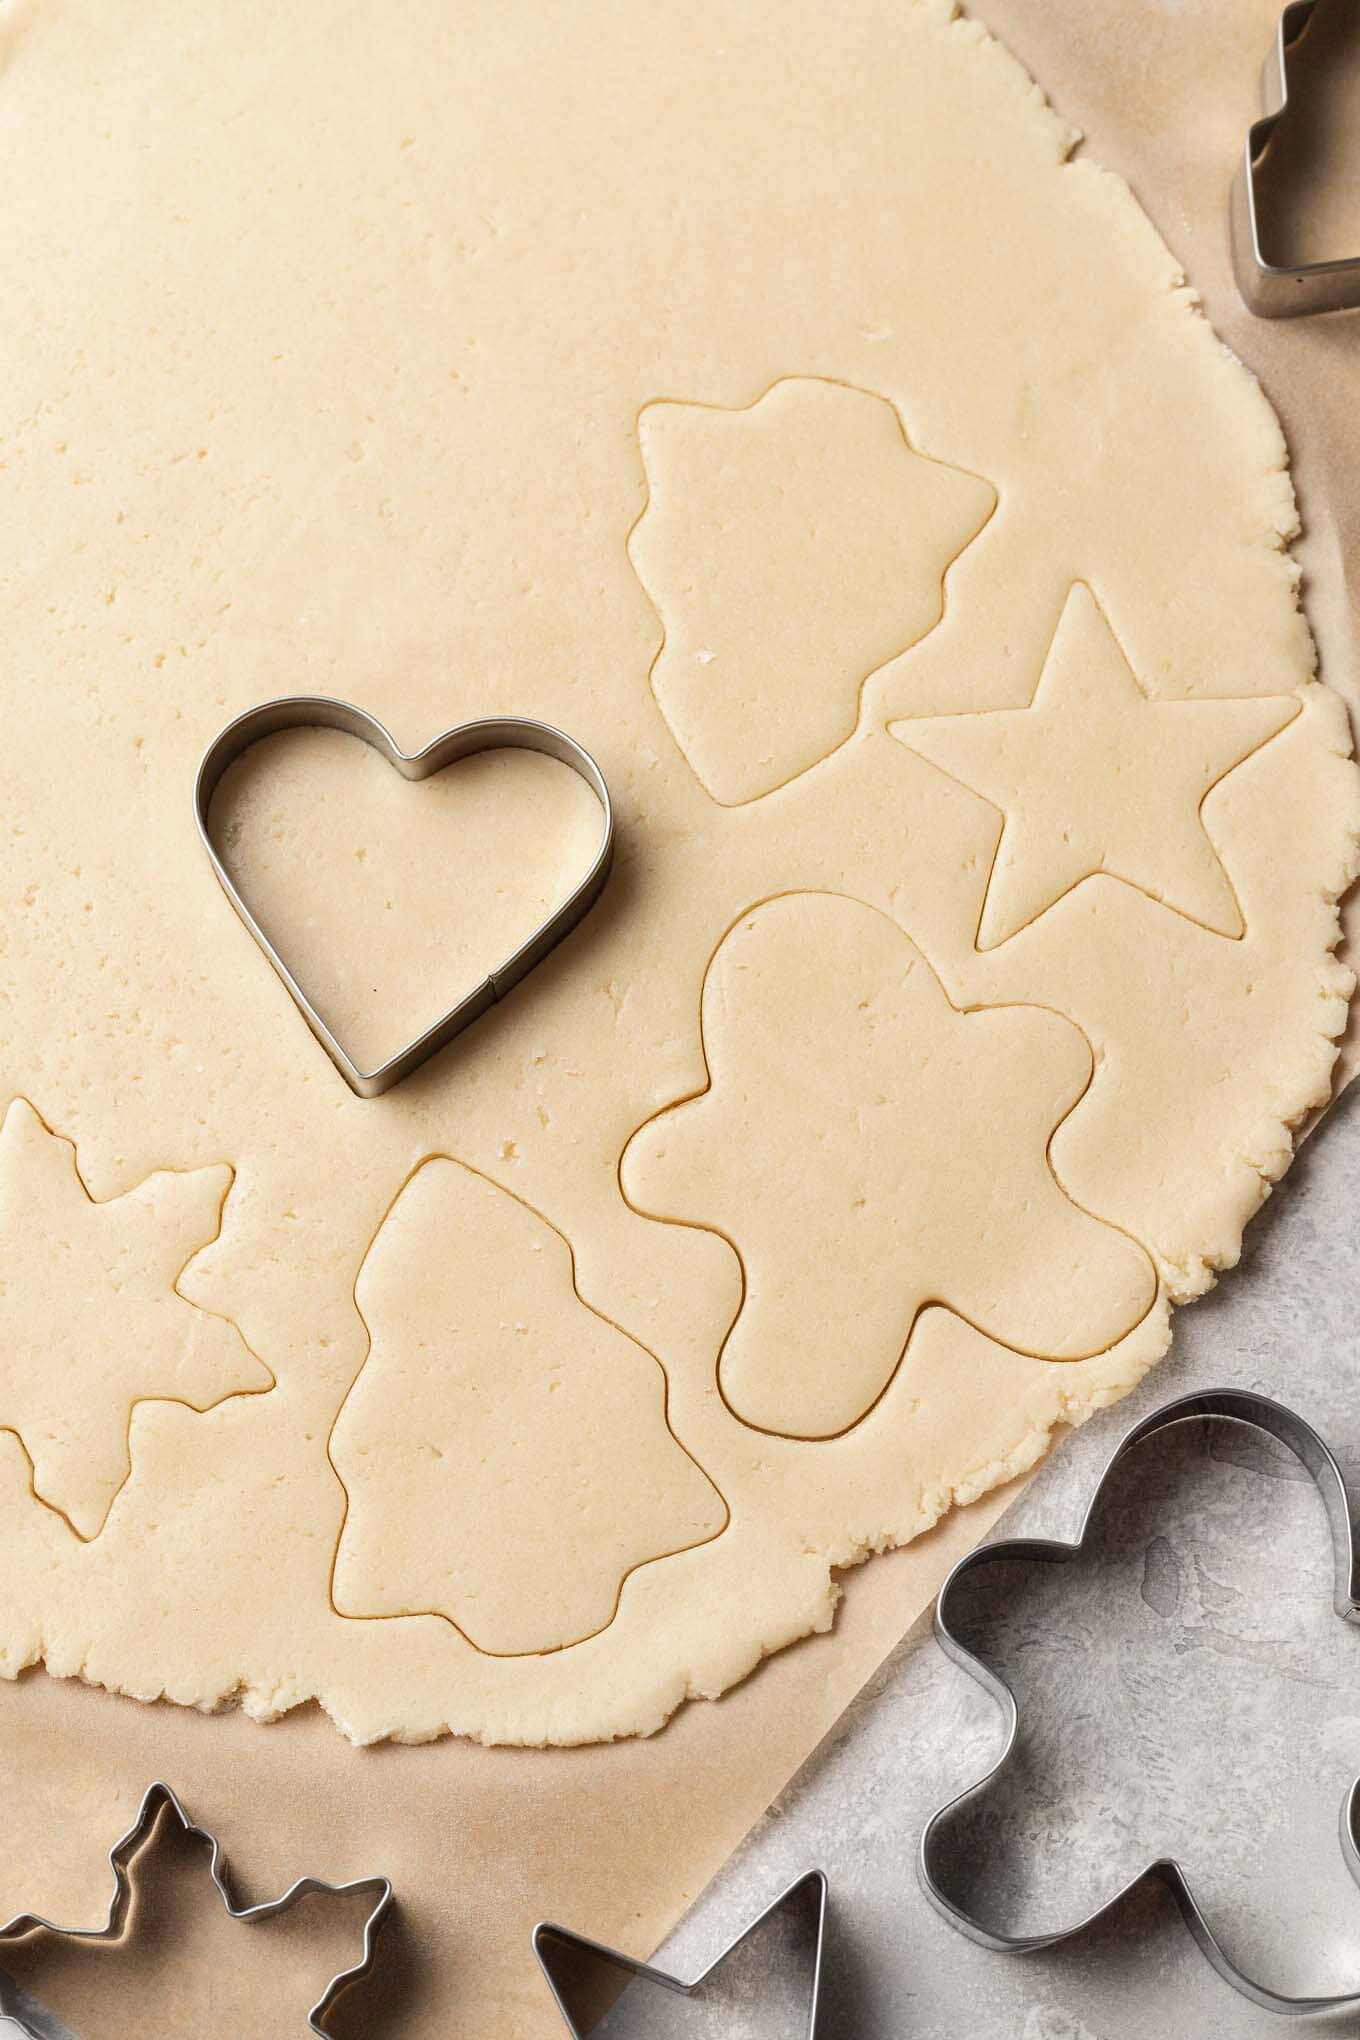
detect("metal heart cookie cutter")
[920,1387,1360,2016]
[0,1779,393,2038]
[1230,0,1360,317]
[195,697,615,1099]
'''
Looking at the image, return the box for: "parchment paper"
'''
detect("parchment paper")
[0,3,1353,2035]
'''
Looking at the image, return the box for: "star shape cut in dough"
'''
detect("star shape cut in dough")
[891,583,1300,949]
[0,1098,269,1539]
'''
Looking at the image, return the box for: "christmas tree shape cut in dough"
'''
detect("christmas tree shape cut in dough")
[622,894,1158,1439]
[0,1099,269,1539]
[629,378,996,806]
[892,583,1300,950]
[329,1157,727,1656]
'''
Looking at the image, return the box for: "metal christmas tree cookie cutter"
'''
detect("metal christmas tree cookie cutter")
[920,1387,1360,2015]
[195,696,615,1099]
[0,1779,393,2038]
[1230,0,1360,317]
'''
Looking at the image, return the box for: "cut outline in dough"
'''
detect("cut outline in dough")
[0,1097,275,1544]
[619,891,1161,1442]
[627,375,999,807]
[891,581,1303,952]
[324,1153,731,1658]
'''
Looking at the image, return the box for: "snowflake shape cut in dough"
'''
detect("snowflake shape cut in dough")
[0,1099,270,1539]
[622,893,1157,1439]
[629,377,996,805]
[892,582,1300,949]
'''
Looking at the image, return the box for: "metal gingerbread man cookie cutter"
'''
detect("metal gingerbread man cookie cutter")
[0,1780,393,2038]
[1230,0,1360,317]
[920,1387,1360,2015]
[195,696,615,1098]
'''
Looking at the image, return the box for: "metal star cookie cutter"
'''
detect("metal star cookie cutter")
[0,1779,393,2037]
[195,696,615,1098]
[920,1387,1360,2014]
[534,1868,828,2036]
[1230,0,1360,316]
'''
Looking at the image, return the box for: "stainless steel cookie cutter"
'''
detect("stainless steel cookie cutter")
[920,1387,1360,2015]
[0,1779,393,2037]
[195,697,615,1098]
[1230,0,1360,316]
[534,1868,827,2037]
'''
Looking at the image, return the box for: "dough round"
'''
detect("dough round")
[0,0,1354,1744]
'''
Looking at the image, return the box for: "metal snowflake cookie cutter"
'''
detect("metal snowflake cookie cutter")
[195,696,616,1099]
[919,1387,1360,2015]
[1229,0,1360,316]
[0,1779,394,2038]
[534,1868,828,2037]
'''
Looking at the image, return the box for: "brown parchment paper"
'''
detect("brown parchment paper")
[0,4,1354,2035]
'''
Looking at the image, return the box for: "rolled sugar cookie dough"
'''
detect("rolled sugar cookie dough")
[0,0,1355,1745]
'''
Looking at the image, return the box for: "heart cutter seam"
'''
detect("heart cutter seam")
[195,696,615,1098]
